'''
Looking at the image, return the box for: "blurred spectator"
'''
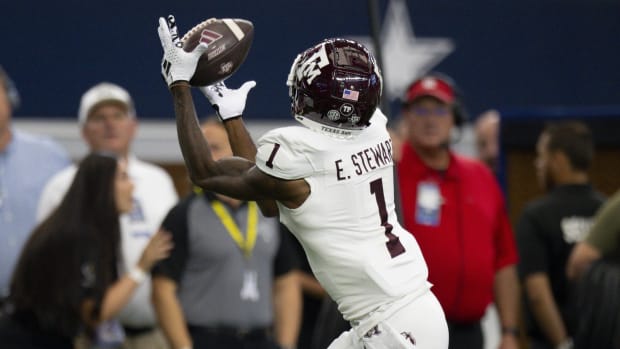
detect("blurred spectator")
[397,73,520,349]
[290,235,327,349]
[567,188,620,279]
[516,121,603,349]
[474,111,503,349]
[152,118,301,349]
[474,110,500,175]
[36,82,178,349]
[0,65,70,303]
[567,188,620,348]
[309,297,350,349]
[0,153,172,349]
[388,118,407,163]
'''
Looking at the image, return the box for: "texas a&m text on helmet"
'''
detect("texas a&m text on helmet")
[286,38,383,137]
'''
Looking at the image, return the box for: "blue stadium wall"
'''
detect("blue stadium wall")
[1,0,619,120]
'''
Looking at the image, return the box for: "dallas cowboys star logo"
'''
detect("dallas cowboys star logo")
[352,0,454,101]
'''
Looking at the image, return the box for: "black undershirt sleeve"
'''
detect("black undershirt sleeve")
[516,206,548,278]
[151,195,193,283]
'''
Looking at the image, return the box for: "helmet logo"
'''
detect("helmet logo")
[327,109,341,121]
[340,103,354,116]
[349,115,361,124]
[296,44,330,85]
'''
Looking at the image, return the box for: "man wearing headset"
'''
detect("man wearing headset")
[396,74,520,349]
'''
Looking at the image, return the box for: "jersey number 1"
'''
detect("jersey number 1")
[370,178,405,258]
[265,143,281,169]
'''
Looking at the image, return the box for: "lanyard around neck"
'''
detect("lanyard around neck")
[210,200,258,258]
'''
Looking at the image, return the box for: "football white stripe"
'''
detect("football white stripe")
[223,19,245,41]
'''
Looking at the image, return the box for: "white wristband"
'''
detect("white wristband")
[556,338,573,349]
[128,267,147,284]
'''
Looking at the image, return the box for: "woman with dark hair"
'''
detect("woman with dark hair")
[0,153,172,349]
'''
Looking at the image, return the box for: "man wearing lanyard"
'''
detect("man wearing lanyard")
[152,118,301,349]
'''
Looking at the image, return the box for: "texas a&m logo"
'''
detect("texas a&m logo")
[296,43,329,85]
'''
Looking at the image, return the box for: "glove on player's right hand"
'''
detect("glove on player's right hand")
[157,15,208,87]
[200,81,256,121]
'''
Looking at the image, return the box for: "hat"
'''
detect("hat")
[78,82,135,124]
[404,76,455,105]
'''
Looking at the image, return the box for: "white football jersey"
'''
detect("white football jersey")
[255,110,430,321]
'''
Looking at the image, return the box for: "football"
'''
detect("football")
[182,18,254,86]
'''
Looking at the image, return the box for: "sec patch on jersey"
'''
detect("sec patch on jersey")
[182,18,254,86]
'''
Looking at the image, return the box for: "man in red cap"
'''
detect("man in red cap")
[396,74,520,349]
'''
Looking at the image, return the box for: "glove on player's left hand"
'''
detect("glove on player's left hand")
[157,15,208,87]
[199,81,256,121]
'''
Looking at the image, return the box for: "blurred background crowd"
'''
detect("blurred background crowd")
[1,0,619,348]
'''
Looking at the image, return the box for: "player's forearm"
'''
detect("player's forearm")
[223,118,258,161]
[152,278,192,349]
[525,274,569,345]
[273,272,302,348]
[223,118,279,216]
[171,83,217,182]
[494,265,520,333]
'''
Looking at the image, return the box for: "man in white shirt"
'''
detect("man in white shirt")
[37,82,178,349]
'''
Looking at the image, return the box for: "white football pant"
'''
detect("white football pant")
[327,290,449,349]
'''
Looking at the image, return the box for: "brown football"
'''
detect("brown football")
[182,18,254,86]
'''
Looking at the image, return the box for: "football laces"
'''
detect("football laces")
[181,18,218,43]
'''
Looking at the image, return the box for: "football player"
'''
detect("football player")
[157,15,448,349]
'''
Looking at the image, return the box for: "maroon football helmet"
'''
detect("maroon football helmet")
[286,38,383,137]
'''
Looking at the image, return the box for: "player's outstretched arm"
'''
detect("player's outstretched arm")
[159,16,299,214]
[158,16,252,188]
[166,75,293,214]
[158,14,222,183]
[200,81,257,159]
[170,83,225,181]
[201,82,279,216]
[170,84,296,212]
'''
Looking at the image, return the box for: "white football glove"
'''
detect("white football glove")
[199,80,256,120]
[157,15,208,87]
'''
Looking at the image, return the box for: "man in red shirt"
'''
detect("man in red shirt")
[397,73,520,349]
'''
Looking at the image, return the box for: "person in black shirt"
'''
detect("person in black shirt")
[516,121,605,349]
